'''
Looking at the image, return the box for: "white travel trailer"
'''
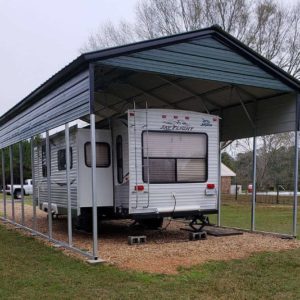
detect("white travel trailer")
[35,109,219,230]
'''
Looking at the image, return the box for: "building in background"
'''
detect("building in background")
[221,163,236,194]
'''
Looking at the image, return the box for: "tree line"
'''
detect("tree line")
[222,133,297,191]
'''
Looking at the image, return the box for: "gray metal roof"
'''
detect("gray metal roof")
[0,25,299,147]
[0,25,299,127]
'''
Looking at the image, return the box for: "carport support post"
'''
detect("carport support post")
[46,131,52,239]
[90,113,99,260]
[89,62,99,261]
[2,149,7,219]
[251,134,257,231]
[9,145,15,222]
[217,142,221,226]
[19,142,25,225]
[293,131,299,236]
[292,93,300,237]
[31,137,37,231]
[65,123,72,246]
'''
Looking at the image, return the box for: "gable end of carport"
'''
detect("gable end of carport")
[98,32,294,92]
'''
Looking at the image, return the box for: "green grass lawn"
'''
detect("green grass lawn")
[209,202,300,236]
[0,224,300,299]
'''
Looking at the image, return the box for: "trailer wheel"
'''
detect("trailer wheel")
[14,189,23,200]
[77,208,93,232]
[138,218,164,229]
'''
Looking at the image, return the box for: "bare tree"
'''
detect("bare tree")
[80,20,137,51]
[81,0,300,78]
[223,132,294,189]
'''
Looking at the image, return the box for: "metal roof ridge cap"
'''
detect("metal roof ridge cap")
[84,28,216,62]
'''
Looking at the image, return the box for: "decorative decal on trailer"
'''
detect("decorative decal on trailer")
[160,119,194,131]
[200,118,213,127]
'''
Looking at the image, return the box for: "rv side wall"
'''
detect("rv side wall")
[35,128,78,214]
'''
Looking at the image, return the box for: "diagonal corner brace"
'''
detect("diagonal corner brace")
[235,86,256,129]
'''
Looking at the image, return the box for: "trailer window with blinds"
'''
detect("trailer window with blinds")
[142,131,207,183]
[85,142,110,168]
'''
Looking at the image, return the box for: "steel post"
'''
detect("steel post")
[31,138,37,230]
[9,145,15,222]
[46,131,52,239]
[90,113,98,260]
[65,123,72,246]
[251,135,257,231]
[1,149,6,219]
[293,130,299,237]
[19,142,25,225]
[217,141,221,226]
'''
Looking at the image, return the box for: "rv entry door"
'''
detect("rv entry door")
[77,129,113,208]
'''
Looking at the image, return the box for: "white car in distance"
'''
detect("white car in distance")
[5,179,33,199]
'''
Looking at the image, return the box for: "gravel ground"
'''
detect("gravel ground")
[1,201,300,274]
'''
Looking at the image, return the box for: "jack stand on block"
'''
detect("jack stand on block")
[180,215,210,232]
[188,215,210,232]
[189,231,207,241]
[128,235,147,245]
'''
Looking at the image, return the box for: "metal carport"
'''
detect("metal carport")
[0,25,299,262]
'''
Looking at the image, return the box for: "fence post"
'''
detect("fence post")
[235,179,238,201]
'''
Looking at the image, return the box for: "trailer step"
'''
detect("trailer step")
[128,235,147,245]
[189,231,207,241]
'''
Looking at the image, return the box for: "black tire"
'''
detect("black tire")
[13,189,23,200]
[138,217,164,229]
[77,208,93,232]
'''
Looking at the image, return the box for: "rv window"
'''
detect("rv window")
[85,142,110,168]
[57,148,73,171]
[42,143,51,177]
[116,135,123,183]
[142,131,207,183]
